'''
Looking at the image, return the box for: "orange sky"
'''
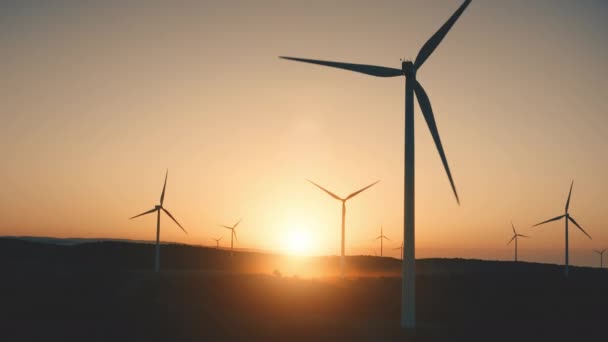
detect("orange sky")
[1,1,608,267]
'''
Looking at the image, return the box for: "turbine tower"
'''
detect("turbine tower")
[280,0,472,328]
[593,249,606,269]
[375,226,390,257]
[394,241,404,260]
[532,181,592,276]
[219,219,241,256]
[507,222,529,262]
[307,179,379,278]
[212,237,223,249]
[130,170,187,272]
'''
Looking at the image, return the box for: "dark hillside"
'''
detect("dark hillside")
[1,237,607,341]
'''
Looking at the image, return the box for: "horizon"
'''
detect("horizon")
[2,1,608,271]
[2,234,604,269]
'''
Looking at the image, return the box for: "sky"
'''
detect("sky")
[1,0,608,267]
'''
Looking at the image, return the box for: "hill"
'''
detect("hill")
[1,237,607,341]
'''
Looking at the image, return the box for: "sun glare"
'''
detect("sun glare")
[284,229,313,255]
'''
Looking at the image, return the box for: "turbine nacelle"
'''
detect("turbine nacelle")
[401,60,415,76]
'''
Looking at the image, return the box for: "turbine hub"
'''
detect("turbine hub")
[155,205,161,209]
[401,60,415,76]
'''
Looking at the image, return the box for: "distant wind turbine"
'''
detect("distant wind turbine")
[375,226,390,257]
[130,170,187,272]
[212,237,223,249]
[281,0,472,328]
[307,179,379,278]
[219,219,241,256]
[507,222,529,262]
[532,181,592,276]
[394,242,404,260]
[593,249,606,269]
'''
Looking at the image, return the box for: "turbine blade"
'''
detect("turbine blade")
[233,229,238,242]
[568,216,591,240]
[565,180,574,212]
[507,235,516,245]
[414,81,459,204]
[383,236,391,241]
[160,169,168,206]
[511,221,516,235]
[129,208,157,219]
[345,180,380,200]
[532,215,565,227]
[518,234,530,238]
[162,208,187,234]
[307,179,342,200]
[233,218,242,229]
[219,225,233,230]
[414,0,472,69]
[393,246,401,250]
[279,56,403,77]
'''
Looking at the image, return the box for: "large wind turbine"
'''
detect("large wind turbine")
[593,249,606,269]
[281,0,472,328]
[375,226,390,257]
[307,179,379,278]
[212,237,223,249]
[219,219,241,256]
[130,170,187,272]
[532,181,592,276]
[507,222,529,262]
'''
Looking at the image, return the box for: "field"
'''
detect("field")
[1,238,607,341]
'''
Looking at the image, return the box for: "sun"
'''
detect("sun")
[284,229,313,255]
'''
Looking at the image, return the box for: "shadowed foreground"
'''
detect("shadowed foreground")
[1,238,607,341]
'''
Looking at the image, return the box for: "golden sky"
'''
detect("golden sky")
[1,1,608,266]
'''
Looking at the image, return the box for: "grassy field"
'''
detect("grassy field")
[1,238,607,341]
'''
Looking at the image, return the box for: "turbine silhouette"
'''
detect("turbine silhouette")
[375,225,390,257]
[394,241,404,260]
[281,0,472,328]
[507,222,529,262]
[532,181,591,277]
[212,237,223,249]
[593,249,606,269]
[219,219,241,256]
[307,179,379,278]
[129,170,187,272]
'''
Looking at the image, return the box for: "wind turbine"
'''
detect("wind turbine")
[532,181,592,276]
[593,249,606,269]
[130,170,187,272]
[507,222,529,262]
[219,219,241,256]
[394,241,404,260]
[212,237,223,249]
[280,0,472,328]
[307,179,379,278]
[375,226,390,257]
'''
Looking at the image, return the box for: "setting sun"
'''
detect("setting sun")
[284,229,313,255]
